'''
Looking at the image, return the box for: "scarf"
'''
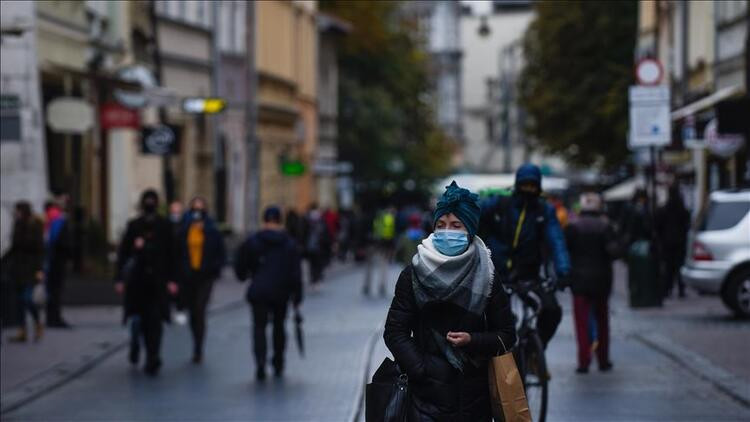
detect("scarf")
[411,234,495,371]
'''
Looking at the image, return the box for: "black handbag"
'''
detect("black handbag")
[365,357,410,422]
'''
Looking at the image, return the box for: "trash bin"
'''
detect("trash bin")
[627,240,662,308]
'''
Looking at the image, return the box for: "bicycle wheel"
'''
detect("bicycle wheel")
[521,332,548,422]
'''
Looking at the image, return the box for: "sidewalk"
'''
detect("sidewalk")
[1,268,245,412]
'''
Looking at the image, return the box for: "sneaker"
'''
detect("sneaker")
[599,362,614,372]
[256,368,267,382]
[576,366,589,374]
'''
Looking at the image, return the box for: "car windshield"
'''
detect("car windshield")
[697,200,750,231]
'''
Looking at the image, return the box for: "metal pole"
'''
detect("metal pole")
[211,1,223,221]
[245,2,260,231]
[149,1,173,203]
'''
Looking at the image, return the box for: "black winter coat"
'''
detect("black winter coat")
[384,267,516,421]
[233,229,303,306]
[565,211,617,297]
[115,214,175,323]
[3,218,44,286]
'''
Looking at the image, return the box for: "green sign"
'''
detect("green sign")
[281,160,305,176]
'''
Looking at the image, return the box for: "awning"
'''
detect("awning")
[603,176,646,201]
[671,85,743,121]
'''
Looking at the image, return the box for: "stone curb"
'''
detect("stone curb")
[0,299,244,415]
[633,331,750,408]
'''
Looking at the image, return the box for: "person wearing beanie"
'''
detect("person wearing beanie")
[479,163,571,349]
[114,189,178,376]
[234,205,303,381]
[565,192,617,373]
[382,181,516,420]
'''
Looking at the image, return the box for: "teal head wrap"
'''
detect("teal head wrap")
[433,181,481,239]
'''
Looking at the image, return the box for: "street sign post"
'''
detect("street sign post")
[628,85,671,150]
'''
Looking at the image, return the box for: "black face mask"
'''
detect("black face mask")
[143,202,157,214]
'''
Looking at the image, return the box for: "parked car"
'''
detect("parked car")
[681,189,750,317]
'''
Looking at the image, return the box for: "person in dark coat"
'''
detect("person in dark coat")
[656,185,691,298]
[479,163,571,348]
[43,201,72,328]
[565,192,618,373]
[4,202,45,342]
[303,203,331,290]
[384,182,516,421]
[176,197,225,363]
[233,206,303,381]
[114,189,177,376]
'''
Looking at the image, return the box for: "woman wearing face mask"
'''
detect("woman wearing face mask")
[383,181,516,421]
[176,197,226,363]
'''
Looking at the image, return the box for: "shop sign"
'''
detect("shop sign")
[628,85,671,149]
[141,124,180,155]
[46,97,94,134]
[101,102,140,130]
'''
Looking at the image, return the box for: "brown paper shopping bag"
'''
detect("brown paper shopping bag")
[488,352,532,422]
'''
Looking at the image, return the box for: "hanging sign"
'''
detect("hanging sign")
[140,124,181,155]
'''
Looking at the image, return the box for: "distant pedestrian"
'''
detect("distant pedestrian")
[383,182,516,420]
[303,204,331,290]
[363,206,396,297]
[176,197,225,363]
[233,206,303,381]
[565,192,617,373]
[114,189,178,376]
[393,213,425,266]
[620,188,652,246]
[168,200,187,324]
[656,185,690,298]
[44,201,72,328]
[3,202,45,343]
[284,209,305,248]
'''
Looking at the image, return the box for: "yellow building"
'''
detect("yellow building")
[256,0,318,214]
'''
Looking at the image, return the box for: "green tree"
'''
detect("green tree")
[321,1,454,203]
[519,0,637,168]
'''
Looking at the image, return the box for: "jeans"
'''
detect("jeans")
[18,284,40,326]
[183,273,214,356]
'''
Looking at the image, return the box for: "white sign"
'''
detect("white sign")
[46,97,94,134]
[628,85,671,149]
[114,65,157,109]
[704,118,745,158]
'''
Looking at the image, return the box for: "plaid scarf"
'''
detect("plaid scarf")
[411,234,495,371]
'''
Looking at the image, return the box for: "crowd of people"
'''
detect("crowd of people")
[3,162,693,397]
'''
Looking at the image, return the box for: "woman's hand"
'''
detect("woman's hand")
[35,271,44,283]
[446,331,471,347]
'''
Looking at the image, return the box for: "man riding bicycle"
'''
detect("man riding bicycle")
[479,163,571,348]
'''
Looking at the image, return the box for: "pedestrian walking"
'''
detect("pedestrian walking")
[393,212,426,266]
[565,192,617,373]
[168,200,188,325]
[3,202,45,342]
[363,206,396,297]
[233,206,303,381]
[114,189,178,376]
[383,181,516,420]
[303,204,331,290]
[43,200,72,328]
[176,197,225,363]
[656,185,690,299]
[479,163,571,348]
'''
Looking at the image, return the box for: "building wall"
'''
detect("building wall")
[715,0,748,91]
[0,1,49,254]
[460,8,533,171]
[687,0,715,93]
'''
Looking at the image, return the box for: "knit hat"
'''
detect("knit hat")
[433,181,481,239]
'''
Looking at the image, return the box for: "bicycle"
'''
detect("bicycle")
[504,277,558,422]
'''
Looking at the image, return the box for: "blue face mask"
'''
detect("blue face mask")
[432,229,469,256]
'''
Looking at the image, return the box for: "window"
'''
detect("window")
[698,201,750,231]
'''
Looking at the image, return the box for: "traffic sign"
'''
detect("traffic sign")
[628,85,671,149]
[635,58,663,85]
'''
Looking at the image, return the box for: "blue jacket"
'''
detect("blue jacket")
[479,164,570,279]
